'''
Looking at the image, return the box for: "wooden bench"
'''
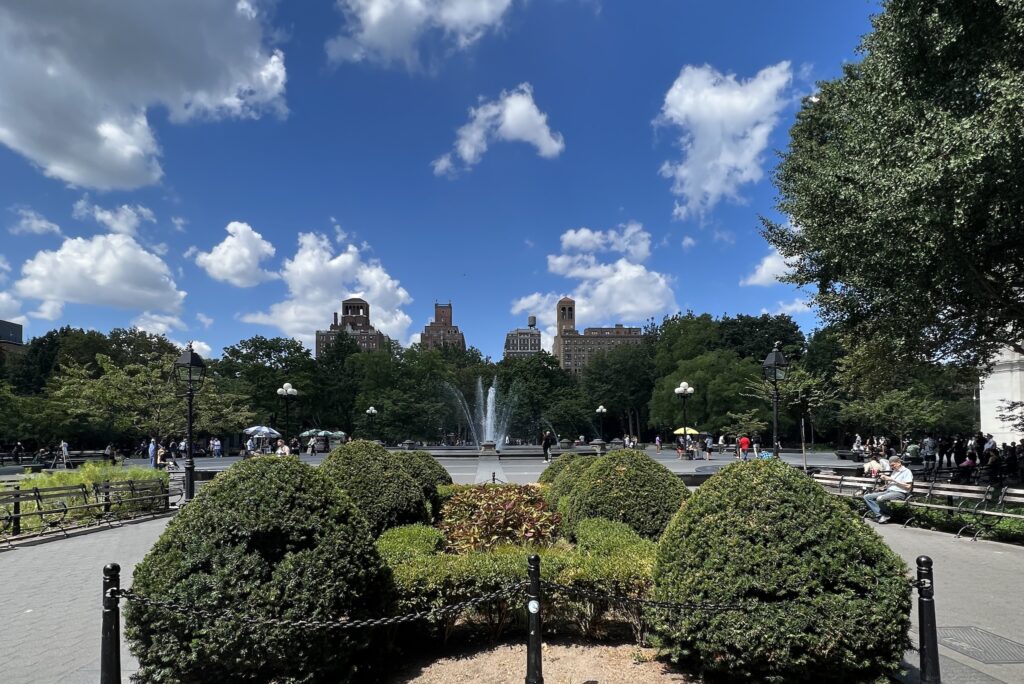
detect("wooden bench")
[903,481,993,539]
[93,480,177,524]
[974,486,1024,528]
[812,472,881,497]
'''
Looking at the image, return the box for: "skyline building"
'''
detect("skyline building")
[551,296,643,372]
[315,297,391,357]
[420,302,466,351]
[503,316,542,360]
[0,319,24,358]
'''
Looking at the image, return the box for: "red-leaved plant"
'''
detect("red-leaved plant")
[439,484,560,553]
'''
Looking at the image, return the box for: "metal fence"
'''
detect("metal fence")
[100,554,942,684]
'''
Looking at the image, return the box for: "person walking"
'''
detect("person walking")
[655,435,662,453]
[213,436,223,458]
[148,438,156,468]
[705,434,713,461]
[541,430,555,463]
[738,434,751,461]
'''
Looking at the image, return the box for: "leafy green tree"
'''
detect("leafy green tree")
[717,313,804,362]
[839,389,945,448]
[309,331,361,431]
[581,344,655,440]
[496,352,572,440]
[744,365,838,447]
[719,410,769,439]
[766,0,1024,366]
[649,350,764,433]
[215,336,316,430]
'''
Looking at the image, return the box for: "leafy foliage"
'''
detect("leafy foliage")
[393,449,453,516]
[766,0,1024,366]
[321,440,428,536]
[125,457,392,683]
[562,449,688,539]
[538,452,580,485]
[376,524,446,565]
[654,459,911,682]
[546,454,598,507]
[439,484,560,553]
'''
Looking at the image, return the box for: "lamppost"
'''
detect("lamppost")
[762,341,790,459]
[595,405,607,441]
[173,343,206,503]
[675,381,695,453]
[276,382,298,439]
[366,406,378,442]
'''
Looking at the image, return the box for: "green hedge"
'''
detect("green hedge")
[126,456,393,683]
[377,524,445,565]
[562,450,688,539]
[546,454,598,508]
[654,460,911,682]
[321,440,428,536]
[538,452,581,485]
[393,450,453,516]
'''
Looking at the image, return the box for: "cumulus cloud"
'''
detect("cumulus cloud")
[762,298,811,316]
[657,61,791,219]
[511,222,677,350]
[681,236,696,250]
[0,291,26,325]
[0,1,287,190]
[194,221,278,287]
[434,83,564,175]
[9,207,62,236]
[132,311,186,336]
[14,234,185,319]
[73,196,155,236]
[0,255,9,279]
[242,232,413,347]
[327,0,515,69]
[740,249,790,286]
[196,313,214,328]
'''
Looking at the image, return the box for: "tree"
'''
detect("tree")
[766,0,1024,367]
[648,350,764,433]
[216,336,316,429]
[581,344,655,440]
[839,389,945,447]
[309,330,361,431]
[997,401,1024,436]
[719,410,769,439]
[744,365,838,447]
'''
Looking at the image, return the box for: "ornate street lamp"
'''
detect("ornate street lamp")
[762,341,790,459]
[366,406,378,442]
[674,381,695,454]
[595,405,607,442]
[276,382,298,440]
[173,343,206,502]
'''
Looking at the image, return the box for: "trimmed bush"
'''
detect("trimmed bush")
[654,459,911,683]
[377,524,445,565]
[321,440,428,536]
[125,456,392,683]
[546,454,598,507]
[538,452,581,485]
[440,484,560,552]
[575,517,651,556]
[393,450,453,516]
[562,449,688,539]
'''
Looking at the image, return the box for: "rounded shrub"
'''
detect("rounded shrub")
[563,449,688,539]
[125,456,392,683]
[653,459,911,683]
[393,450,453,514]
[321,440,428,536]
[546,454,598,507]
[538,452,581,485]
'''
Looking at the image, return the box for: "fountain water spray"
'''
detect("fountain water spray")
[445,376,516,450]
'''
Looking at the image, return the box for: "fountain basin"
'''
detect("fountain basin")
[479,440,498,454]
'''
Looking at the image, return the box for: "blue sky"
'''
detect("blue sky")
[0,1,877,359]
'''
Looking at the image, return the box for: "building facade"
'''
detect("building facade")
[315,298,390,357]
[551,297,643,372]
[420,302,466,351]
[503,316,542,360]
[980,347,1024,444]
[0,319,25,358]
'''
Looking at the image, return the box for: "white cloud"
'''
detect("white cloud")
[9,208,62,236]
[681,236,696,250]
[194,221,278,287]
[15,234,185,318]
[0,255,9,280]
[657,61,791,219]
[330,216,349,243]
[327,0,515,69]
[762,298,811,316]
[0,2,287,190]
[740,249,790,286]
[73,196,156,236]
[560,221,650,262]
[242,232,413,347]
[511,222,677,350]
[0,290,26,325]
[171,217,187,233]
[196,313,214,328]
[434,83,564,175]
[189,340,213,357]
[132,311,186,335]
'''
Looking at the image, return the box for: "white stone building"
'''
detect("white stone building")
[979,347,1024,444]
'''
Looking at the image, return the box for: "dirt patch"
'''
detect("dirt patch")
[390,639,694,683]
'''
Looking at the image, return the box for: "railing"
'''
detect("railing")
[99,554,942,684]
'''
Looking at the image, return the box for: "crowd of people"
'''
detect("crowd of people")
[853,432,1022,482]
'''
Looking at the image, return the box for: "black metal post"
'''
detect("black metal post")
[184,389,195,502]
[916,556,941,683]
[525,554,543,684]
[12,485,21,536]
[772,380,780,459]
[101,563,121,684]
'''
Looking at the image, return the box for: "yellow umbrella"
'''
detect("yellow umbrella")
[673,427,699,436]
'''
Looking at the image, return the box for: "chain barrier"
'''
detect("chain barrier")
[540,580,757,613]
[116,583,525,632]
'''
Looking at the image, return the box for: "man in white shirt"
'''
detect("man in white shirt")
[863,456,913,523]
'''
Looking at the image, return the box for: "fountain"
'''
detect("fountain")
[446,377,516,452]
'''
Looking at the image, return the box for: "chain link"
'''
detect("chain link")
[539,580,757,613]
[117,583,525,631]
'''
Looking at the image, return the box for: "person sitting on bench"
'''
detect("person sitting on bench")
[863,456,913,523]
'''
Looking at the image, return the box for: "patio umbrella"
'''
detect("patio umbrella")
[672,427,699,436]
[299,429,321,437]
[244,425,281,437]
[329,431,347,438]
